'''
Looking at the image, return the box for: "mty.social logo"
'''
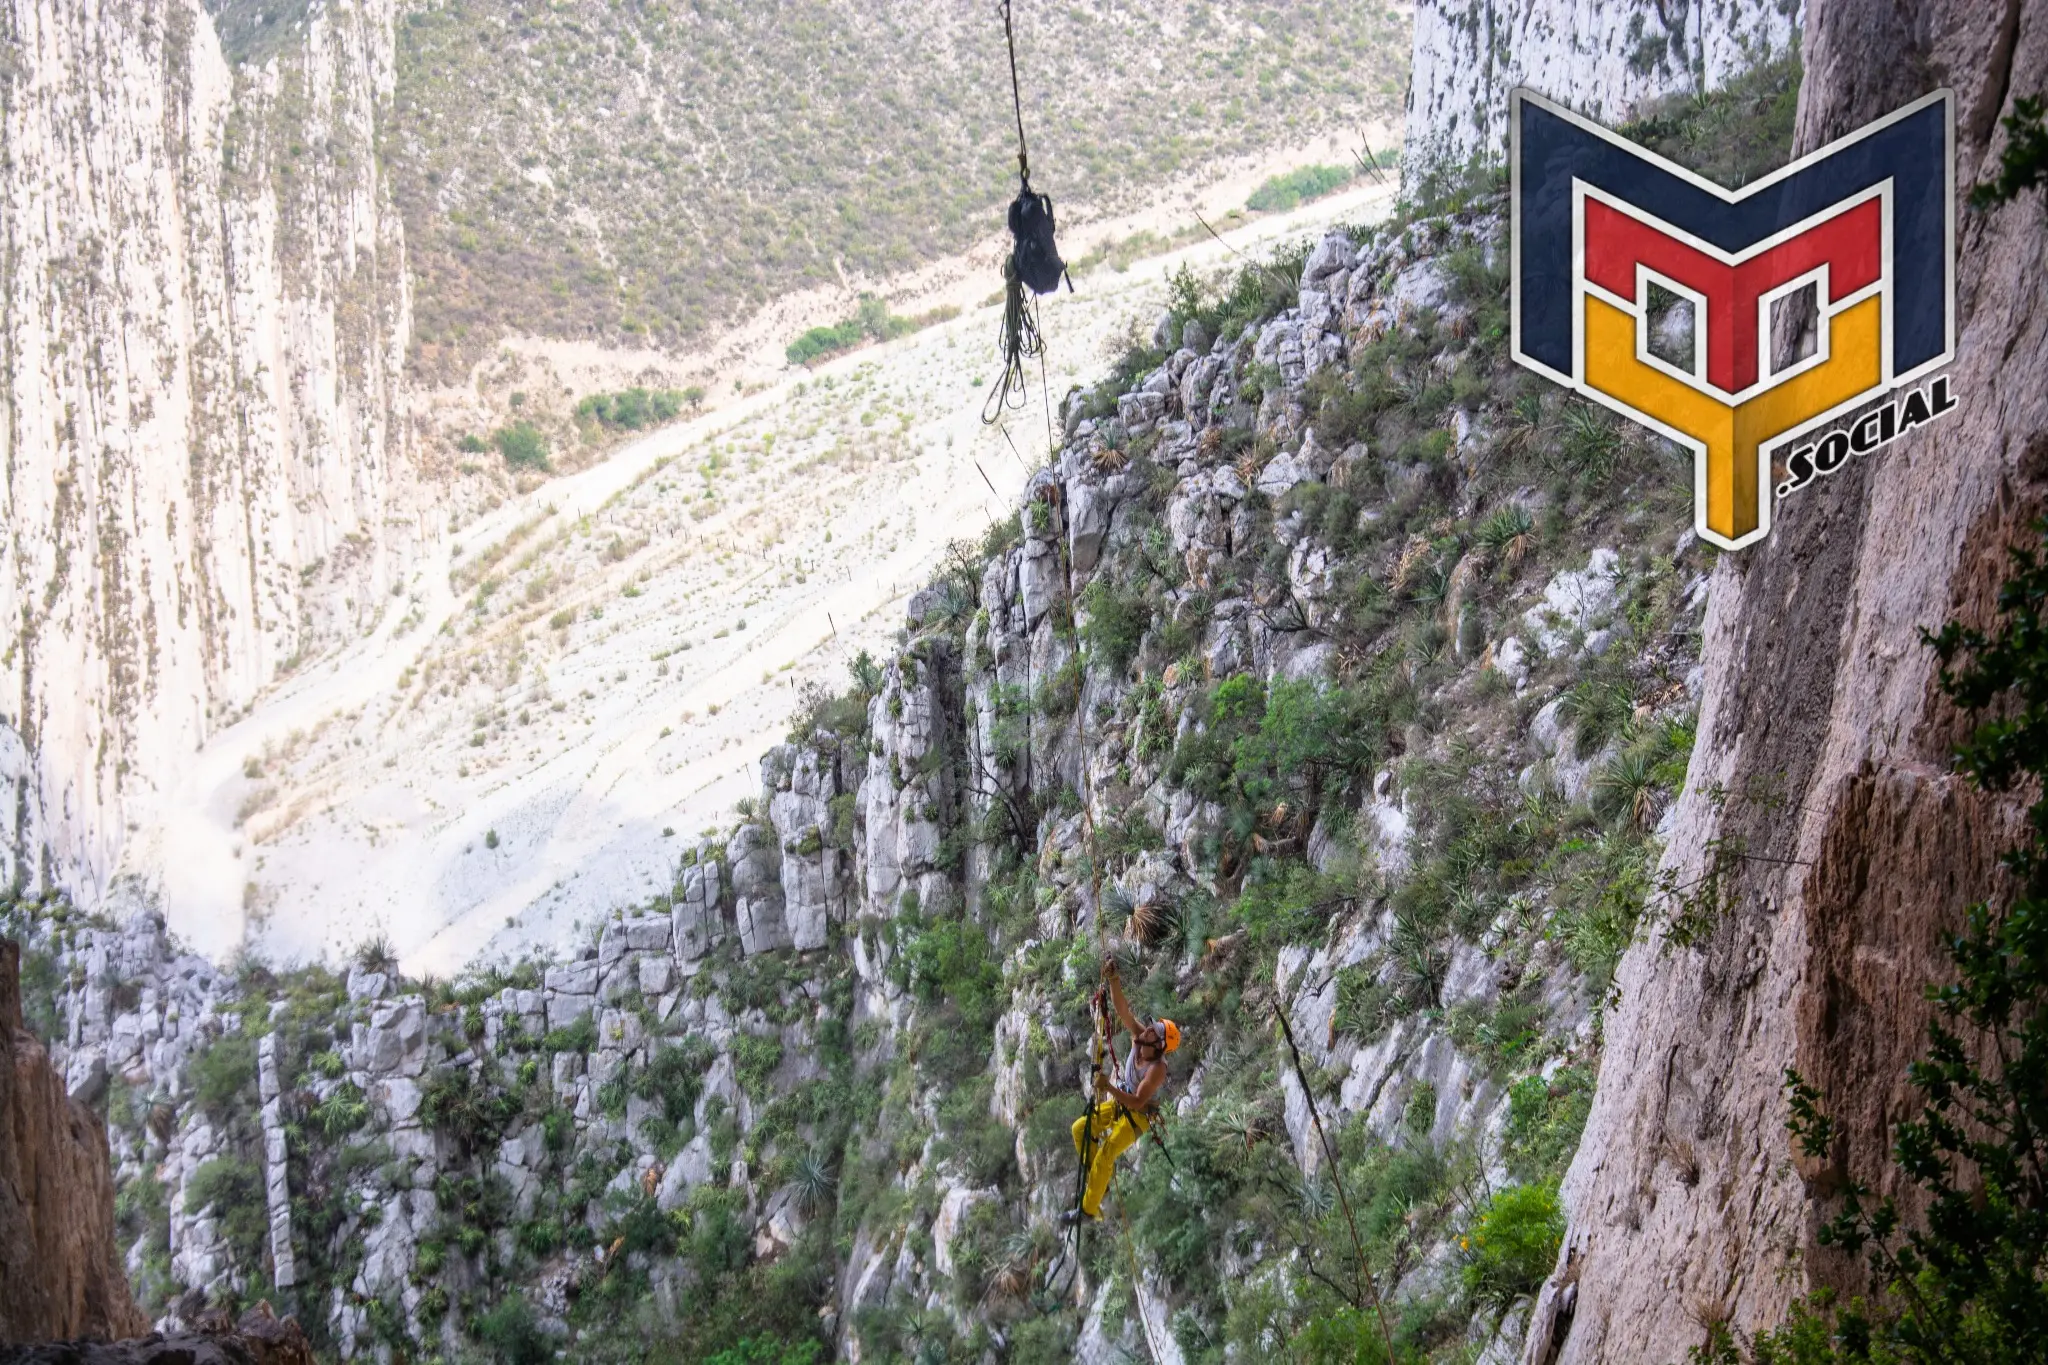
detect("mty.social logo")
[1510,88,1956,550]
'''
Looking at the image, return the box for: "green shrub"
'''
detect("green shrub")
[310,1081,370,1140]
[187,1156,267,1266]
[1036,653,1083,719]
[1503,1065,1594,1184]
[1294,1307,1396,1365]
[1079,577,1152,676]
[1556,675,1635,760]
[704,1338,822,1365]
[493,420,550,472]
[575,386,686,432]
[1615,50,1801,190]
[897,913,1003,1039]
[731,1034,785,1095]
[541,1105,574,1153]
[1971,96,2048,208]
[1166,675,1384,833]
[637,1037,717,1123]
[472,1292,552,1365]
[519,1216,562,1258]
[420,1065,523,1156]
[785,294,913,366]
[189,1031,258,1121]
[1247,163,1353,212]
[1550,831,1653,986]
[542,1013,598,1053]
[684,1184,752,1280]
[1461,1181,1564,1310]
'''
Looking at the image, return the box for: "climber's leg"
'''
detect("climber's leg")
[1081,1109,1147,1217]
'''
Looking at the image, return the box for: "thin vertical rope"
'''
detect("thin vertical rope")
[1275,1000,1398,1363]
[1001,0,1029,182]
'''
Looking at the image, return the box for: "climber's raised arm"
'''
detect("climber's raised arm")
[1103,957,1140,1036]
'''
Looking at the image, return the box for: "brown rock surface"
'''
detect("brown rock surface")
[0,938,147,1345]
[1525,1,2048,1361]
[0,1302,316,1364]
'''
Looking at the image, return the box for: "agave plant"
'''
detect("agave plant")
[1593,749,1663,830]
[353,933,399,976]
[1557,677,1637,759]
[1406,619,1450,668]
[1206,1095,1273,1158]
[1407,553,1458,611]
[1391,907,1449,1009]
[1552,400,1624,481]
[1293,1173,1337,1223]
[1127,895,1182,949]
[1475,502,1535,570]
[1500,390,1546,453]
[791,1150,838,1219]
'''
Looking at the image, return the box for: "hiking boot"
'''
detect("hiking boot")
[1057,1208,1095,1228]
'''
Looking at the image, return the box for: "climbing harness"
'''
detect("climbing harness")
[984,0,1069,429]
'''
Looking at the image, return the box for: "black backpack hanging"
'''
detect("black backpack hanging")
[985,0,1069,425]
[1008,180,1068,297]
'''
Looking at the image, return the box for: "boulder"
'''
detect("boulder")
[729,823,791,955]
[672,860,723,962]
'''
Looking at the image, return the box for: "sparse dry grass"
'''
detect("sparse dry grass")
[391,0,1408,378]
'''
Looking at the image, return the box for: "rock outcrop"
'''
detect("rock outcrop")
[0,938,146,1345]
[0,1302,315,1365]
[1526,1,2048,1360]
[1402,0,1803,182]
[0,0,427,907]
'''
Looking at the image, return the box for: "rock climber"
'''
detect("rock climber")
[1064,957,1180,1223]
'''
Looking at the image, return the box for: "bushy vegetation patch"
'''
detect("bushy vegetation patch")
[574,386,701,433]
[1248,163,1355,213]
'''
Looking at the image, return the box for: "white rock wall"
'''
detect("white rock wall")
[1403,0,1805,182]
[0,0,429,904]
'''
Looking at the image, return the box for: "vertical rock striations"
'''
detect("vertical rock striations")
[1527,1,2048,1360]
[0,0,424,906]
[0,937,146,1345]
[1402,0,1803,183]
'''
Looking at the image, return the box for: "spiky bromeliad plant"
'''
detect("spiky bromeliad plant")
[1733,525,2048,1363]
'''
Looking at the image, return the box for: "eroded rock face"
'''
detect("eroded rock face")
[1402,0,1801,182]
[0,939,147,1345]
[0,0,428,922]
[1528,3,2048,1360]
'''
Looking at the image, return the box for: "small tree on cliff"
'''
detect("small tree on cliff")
[1743,527,2048,1363]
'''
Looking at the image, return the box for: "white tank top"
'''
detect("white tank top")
[1121,1032,1149,1099]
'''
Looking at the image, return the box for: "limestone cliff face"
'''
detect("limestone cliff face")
[2,196,1665,1361]
[0,0,427,906]
[0,937,145,1344]
[1525,1,2048,1360]
[1402,0,1803,181]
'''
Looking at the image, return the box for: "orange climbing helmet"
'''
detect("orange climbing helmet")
[1156,1018,1182,1053]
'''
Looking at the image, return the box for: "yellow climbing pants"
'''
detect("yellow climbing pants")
[1070,1100,1149,1218]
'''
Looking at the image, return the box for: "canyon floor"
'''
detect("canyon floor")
[147,170,1399,976]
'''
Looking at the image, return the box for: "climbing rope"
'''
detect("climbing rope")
[1001,0,1030,183]
[1274,1000,1398,1363]
[983,0,1068,432]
